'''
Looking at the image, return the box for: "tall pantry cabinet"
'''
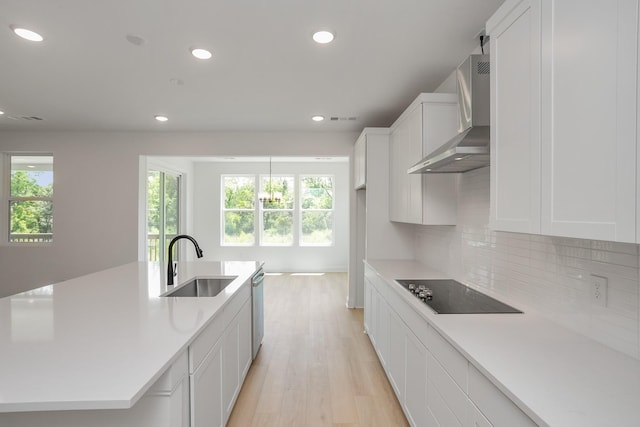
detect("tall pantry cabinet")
[488,0,639,243]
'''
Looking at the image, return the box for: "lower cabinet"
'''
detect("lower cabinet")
[191,338,224,427]
[190,284,252,427]
[363,265,536,427]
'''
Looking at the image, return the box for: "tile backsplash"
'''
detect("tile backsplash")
[414,167,640,359]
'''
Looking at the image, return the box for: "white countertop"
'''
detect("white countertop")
[0,260,262,413]
[366,259,640,427]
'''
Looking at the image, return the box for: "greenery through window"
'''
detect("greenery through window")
[300,176,334,246]
[147,170,180,262]
[260,176,294,245]
[8,154,54,243]
[223,176,255,245]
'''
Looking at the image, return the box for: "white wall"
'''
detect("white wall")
[192,159,349,272]
[0,131,357,297]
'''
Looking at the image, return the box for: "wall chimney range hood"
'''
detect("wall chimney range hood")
[409,54,490,174]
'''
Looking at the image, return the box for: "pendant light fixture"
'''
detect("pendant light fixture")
[259,157,282,205]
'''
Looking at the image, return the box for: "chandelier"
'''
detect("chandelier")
[259,157,282,204]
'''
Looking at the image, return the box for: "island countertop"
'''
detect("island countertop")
[0,260,262,413]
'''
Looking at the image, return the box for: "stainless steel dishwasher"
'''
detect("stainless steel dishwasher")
[251,268,265,359]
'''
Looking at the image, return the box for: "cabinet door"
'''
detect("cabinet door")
[488,0,542,234]
[540,0,637,242]
[222,313,240,423]
[374,289,390,367]
[238,299,252,381]
[389,103,423,224]
[389,120,407,222]
[364,278,373,335]
[190,339,223,427]
[404,330,429,427]
[387,309,406,401]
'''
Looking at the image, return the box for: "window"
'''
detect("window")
[220,173,335,247]
[6,154,54,243]
[147,170,180,262]
[300,175,334,246]
[222,176,255,245]
[260,175,294,245]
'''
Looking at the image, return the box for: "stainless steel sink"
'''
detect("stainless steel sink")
[163,277,237,297]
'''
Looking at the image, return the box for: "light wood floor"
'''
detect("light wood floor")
[227,273,409,427]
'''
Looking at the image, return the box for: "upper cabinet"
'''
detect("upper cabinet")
[488,0,639,243]
[389,94,459,225]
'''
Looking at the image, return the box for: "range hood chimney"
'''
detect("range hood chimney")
[408,54,490,174]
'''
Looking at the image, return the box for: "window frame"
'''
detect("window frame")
[221,174,257,246]
[299,174,335,247]
[2,153,54,246]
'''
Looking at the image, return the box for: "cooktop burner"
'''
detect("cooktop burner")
[395,279,522,314]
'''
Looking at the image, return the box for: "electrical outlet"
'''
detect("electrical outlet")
[590,274,608,307]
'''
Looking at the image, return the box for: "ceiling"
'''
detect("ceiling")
[0,0,504,132]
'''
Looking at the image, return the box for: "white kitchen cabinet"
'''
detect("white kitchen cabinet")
[353,132,367,189]
[488,0,541,234]
[488,0,639,243]
[540,0,637,242]
[389,93,459,225]
[222,298,252,423]
[387,308,407,401]
[191,338,224,427]
[404,329,429,427]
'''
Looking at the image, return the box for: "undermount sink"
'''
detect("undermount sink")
[163,276,237,297]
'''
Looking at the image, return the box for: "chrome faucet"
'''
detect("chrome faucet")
[167,234,204,286]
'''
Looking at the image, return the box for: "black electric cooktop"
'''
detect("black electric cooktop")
[395,279,522,314]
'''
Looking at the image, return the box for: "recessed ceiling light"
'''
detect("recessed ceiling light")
[312,30,335,44]
[10,26,44,42]
[0,111,4,115]
[312,115,325,122]
[191,48,212,60]
[154,115,169,122]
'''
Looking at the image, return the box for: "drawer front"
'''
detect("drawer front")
[427,377,463,427]
[428,351,467,426]
[189,316,225,373]
[427,325,468,392]
[468,365,536,427]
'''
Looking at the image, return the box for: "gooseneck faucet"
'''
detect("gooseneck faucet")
[167,234,204,286]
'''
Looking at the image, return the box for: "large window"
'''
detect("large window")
[222,176,255,245]
[6,154,53,243]
[300,176,334,246]
[221,173,334,247]
[147,170,180,262]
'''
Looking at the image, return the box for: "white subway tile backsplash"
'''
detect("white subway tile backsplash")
[414,167,640,359]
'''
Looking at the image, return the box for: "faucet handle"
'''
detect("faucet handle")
[172,262,178,277]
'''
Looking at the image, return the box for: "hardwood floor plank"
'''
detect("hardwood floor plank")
[227,273,408,427]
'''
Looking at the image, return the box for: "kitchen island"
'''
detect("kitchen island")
[0,260,262,426]
[365,259,640,427]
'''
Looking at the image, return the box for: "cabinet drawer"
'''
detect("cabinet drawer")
[190,316,225,373]
[468,365,536,427]
[427,325,468,391]
[427,376,463,427]
[428,351,467,426]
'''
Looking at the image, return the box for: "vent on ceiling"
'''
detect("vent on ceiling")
[21,116,44,121]
[329,116,357,121]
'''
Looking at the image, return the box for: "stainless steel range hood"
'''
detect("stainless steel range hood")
[409,54,490,174]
